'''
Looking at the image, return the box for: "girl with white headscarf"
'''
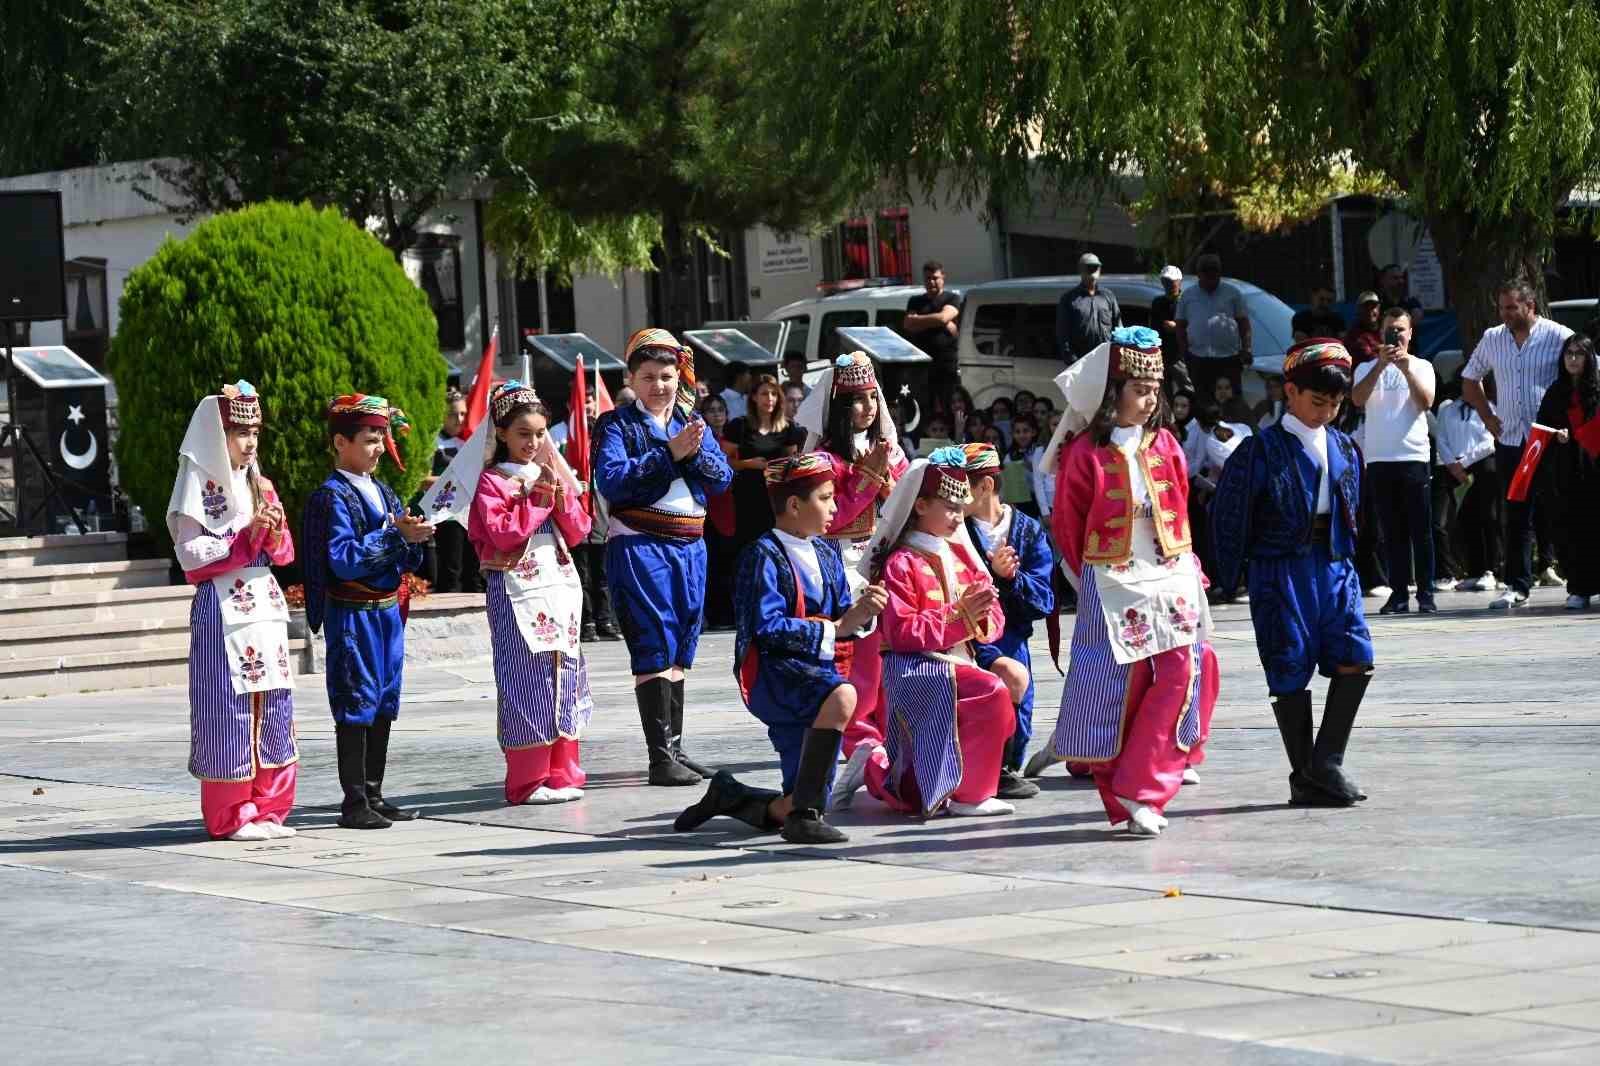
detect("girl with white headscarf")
[166,382,298,841]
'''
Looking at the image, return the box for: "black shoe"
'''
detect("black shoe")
[1417,597,1438,614]
[997,769,1041,800]
[365,719,417,821]
[669,679,713,779]
[580,624,599,643]
[336,724,392,830]
[673,770,745,831]
[1272,691,1325,807]
[638,678,701,786]
[781,808,848,844]
[1379,598,1409,615]
[595,624,622,642]
[1289,771,1355,808]
[1314,673,1371,802]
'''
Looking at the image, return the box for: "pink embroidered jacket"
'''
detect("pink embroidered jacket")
[1052,428,1193,576]
[182,480,295,584]
[881,540,1004,655]
[467,468,592,571]
[824,441,909,541]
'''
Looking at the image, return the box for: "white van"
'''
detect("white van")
[766,284,963,368]
[955,274,1296,408]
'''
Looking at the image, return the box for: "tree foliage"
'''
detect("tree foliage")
[83,0,625,252]
[0,2,102,177]
[109,202,444,544]
[752,0,1600,344]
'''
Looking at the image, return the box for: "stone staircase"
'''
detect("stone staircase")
[0,532,304,699]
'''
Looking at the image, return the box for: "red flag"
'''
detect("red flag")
[568,356,593,510]
[462,327,500,438]
[594,369,615,415]
[1506,423,1555,502]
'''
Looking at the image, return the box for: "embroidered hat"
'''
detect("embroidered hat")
[623,327,697,418]
[328,393,411,470]
[489,379,540,424]
[1109,326,1164,383]
[961,442,1001,472]
[918,445,972,505]
[1282,337,1353,376]
[218,380,262,429]
[764,451,835,508]
[831,352,878,395]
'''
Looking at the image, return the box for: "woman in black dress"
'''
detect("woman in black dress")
[724,373,806,561]
[1534,334,1600,610]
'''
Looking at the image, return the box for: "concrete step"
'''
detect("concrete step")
[0,638,310,699]
[0,616,194,662]
[0,584,195,628]
[0,558,171,600]
[0,531,129,569]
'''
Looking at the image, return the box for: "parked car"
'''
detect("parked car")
[1549,298,1597,337]
[954,274,1297,408]
[766,283,964,368]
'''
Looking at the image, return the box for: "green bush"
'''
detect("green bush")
[109,201,445,548]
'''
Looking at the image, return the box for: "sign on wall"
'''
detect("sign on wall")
[758,228,812,275]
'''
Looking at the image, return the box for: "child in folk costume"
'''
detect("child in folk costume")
[1042,327,1220,837]
[463,381,596,804]
[794,352,911,807]
[857,447,1028,818]
[1211,339,1375,808]
[169,382,298,841]
[674,453,888,843]
[594,328,735,786]
[960,442,1055,801]
[303,394,434,829]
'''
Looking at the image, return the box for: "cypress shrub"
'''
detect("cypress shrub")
[109,201,445,548]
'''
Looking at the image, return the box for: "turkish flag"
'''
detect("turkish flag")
[1506,423,1555,503]
[568,356,592,492]
[461,327,500,438]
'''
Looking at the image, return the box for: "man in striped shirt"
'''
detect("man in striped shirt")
[1460,281,1573,608]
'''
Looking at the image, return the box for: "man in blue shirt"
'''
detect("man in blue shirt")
[1177,253,1253,404]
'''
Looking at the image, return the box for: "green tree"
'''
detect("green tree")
[109,202,443,544]
[752,0,1600,348]
[83,0,625,253]
[0,3,103,177]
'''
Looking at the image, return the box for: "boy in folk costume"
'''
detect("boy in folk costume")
[594,328,735,786]
[858,447,1028,818]
[674,453,888,843]
[1043,327,1220,837]
[303,394,434,829]
[464,381,595,805]
[794,352,910,807]
[960,442,1055,801]
[1211,338,1375,807]
[169,382,298,840]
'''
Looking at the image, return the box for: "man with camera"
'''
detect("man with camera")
[1352,308,1437,614]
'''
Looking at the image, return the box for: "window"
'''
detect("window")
[403,234,465,351]
[970,302,1057,362]
[63,257,109,368]
[820,207,913,285]
[875,308,907,333]
[820,310,868,363]
[780,315,810,358]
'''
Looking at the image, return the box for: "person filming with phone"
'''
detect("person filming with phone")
[1352,308,1438,615]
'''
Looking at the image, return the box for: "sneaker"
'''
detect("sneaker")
[948,797,1016,817]
[829,743,878,811]
[1417,598,1438,614]
[226,822,274,841]
[1379,598,1409,615]
[1538,567,1565,588]
[258,821,296,839]
[1022,748,1061,779]
[1566,595,1592,611]
[1457,572,1495,592]
[523,785,567,804]
[1364,585,1393,600]
[1489,590,1528,610]
[1433,578,1458,592]
[996,769,1041,800]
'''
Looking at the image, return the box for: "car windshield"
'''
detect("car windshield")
[1549,304,1594,335]
[1244,290,1295,359]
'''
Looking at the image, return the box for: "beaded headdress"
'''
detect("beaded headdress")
[218,380,262,429]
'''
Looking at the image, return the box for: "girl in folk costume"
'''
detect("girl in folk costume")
[1041,326,1220,837]
[167,382,298,841]
[594,328,735,786]
[856,447,1029,818]
[466,381,596,804]
[795,352,910,806]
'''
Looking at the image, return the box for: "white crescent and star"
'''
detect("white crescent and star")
[60,405,98,470]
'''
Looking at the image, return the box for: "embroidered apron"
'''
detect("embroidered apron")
[212,565,295,694]
[503,526,583,657]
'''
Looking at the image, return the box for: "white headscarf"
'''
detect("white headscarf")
[797,357,900,452]
[855,455,981,585]
[1038,341,1113,475]
[417,412,585,528]
[166,395,253,541]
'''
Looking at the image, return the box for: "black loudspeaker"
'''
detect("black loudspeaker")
[0,190,67,322]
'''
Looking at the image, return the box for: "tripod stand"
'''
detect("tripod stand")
[1,341,90,535]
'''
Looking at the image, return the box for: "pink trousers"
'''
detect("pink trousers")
[841,628,886,757]
[200,763,298,839]
[505,739,586,805]
[1093,644,1219,825]
[869,665,1015,813]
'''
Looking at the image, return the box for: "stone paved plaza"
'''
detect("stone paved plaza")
[5,588,1600,1065]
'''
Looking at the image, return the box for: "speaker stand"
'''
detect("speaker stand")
[1,342,90,535]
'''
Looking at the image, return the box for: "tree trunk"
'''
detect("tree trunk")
[1426,212,1550,359]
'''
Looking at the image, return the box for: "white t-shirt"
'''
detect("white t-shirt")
[1354,357,1436,464]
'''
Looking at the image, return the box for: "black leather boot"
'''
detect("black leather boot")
[337,724,391,829]
[673,770,781,833]
[365,718,417,821]
[1313,673,1371,803]
[669,679,713,778]
[781,727,848,844]
[1273,691,1349,807]
[638,678,699,786]
[997,730,1041,799]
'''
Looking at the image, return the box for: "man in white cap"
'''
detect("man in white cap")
[1152,265,1184,363]
[1055,251,1122,364]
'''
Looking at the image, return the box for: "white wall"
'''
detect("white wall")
[905,176,1002,288]
[571,271,650,356]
